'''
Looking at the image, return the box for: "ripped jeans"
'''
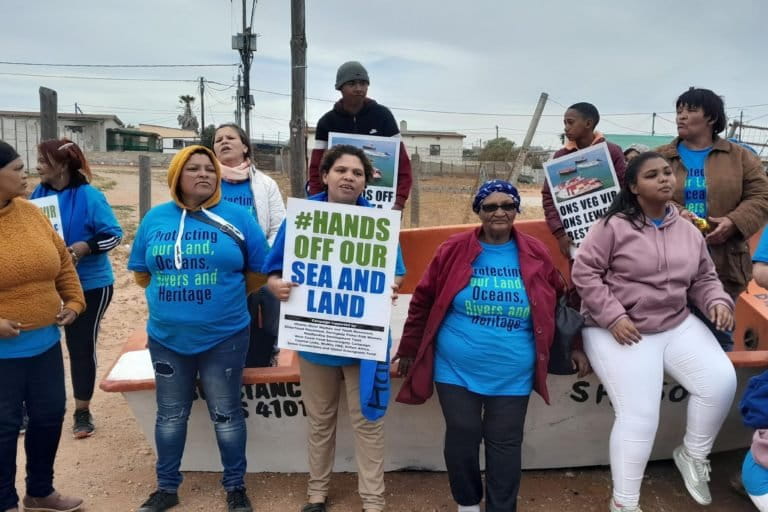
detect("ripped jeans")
[148,327,249,492]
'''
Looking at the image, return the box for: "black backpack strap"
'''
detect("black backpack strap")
[187,210,247,266]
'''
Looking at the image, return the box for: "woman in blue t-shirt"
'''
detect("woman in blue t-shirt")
[31,138,123,439]
[395,180,590,512]
[128,146,268,512]
[263,145,405,512]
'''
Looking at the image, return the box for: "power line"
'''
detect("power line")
[0,61,236,68]
[0,71,197,83]
[5,68,768,123]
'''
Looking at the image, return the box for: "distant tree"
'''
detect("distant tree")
[177,95,199,133]
[479,137,515,161]
[200,124,216,150]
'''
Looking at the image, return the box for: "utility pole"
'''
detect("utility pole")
[651,112,656,136]
[199,77,205,134]
[495,125,499,139]
[235,73,242,125]
[289,0,307,198]
[507,92,548,183]
[233,0,256,138]
[739,110,744,141]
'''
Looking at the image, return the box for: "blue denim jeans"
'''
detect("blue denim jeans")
[148,327,249,492]
[0,343,66,510]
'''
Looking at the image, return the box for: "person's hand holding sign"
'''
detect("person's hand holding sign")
[267,273,298,301]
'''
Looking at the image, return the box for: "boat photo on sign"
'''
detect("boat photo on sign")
[328,132,400,209]
[543,141,620,251]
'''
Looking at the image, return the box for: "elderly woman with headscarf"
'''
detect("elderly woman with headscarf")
[395,180,589,512]
[0,140,86,512]
[128,146,268,512]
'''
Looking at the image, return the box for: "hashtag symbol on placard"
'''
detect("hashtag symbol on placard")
[295,211,312,230]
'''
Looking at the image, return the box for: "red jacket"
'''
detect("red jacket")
[542,136,627,238]
[395,227,564,405]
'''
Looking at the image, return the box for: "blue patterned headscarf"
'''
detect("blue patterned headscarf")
[472,179,521,213]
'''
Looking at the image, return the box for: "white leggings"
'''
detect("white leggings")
[751,493,768,512]
[583,313,737,507]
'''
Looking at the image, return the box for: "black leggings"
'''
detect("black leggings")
[436,382,529,512]
[64,285,113,402]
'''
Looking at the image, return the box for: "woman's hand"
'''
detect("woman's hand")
[267,274,297,301]
[610,317,642,345]
[393,355,415,377]
[0,318,22,338]
[679,209,696,222]
[571,349,592,378]
[67,241,91,265]
[708,304,734,331]
[56,308,78,327]
[391,283,400,305]
[706,216,737,245]
[557,233,573,259]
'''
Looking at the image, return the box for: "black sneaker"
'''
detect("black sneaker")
[72,409,94,439]
[301,503,327,512]
[137,490,179,512]
[226,488,252,512]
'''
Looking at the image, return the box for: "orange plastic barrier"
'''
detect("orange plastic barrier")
[100,220,768,394]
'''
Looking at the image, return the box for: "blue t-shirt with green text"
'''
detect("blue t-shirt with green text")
[128,201,268,354]
[678,142,711,218]
[434,239,535,396]
[221,180,256,218]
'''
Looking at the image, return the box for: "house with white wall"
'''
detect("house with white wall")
[306,121,465,165]
[138,124,197,154]
[0,110,123,168]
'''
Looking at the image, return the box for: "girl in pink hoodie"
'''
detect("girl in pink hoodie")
[572,152,737,512]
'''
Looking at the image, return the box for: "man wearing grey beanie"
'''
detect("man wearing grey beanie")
[308,61,412,210]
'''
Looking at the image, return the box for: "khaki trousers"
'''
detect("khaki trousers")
[299,357,385,511]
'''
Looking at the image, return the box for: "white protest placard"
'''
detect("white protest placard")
[29,195,65,239]
[543,142,620,250]
[328,132,400,209]
[278,198,401,361]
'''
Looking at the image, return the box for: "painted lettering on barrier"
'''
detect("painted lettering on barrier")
[569,380,690,405]
[193,382,308,419]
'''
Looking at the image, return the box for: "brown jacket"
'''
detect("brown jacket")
[657,137,768,298]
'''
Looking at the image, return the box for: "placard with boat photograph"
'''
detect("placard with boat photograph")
[328,132,400,209]
[543,142,620,248]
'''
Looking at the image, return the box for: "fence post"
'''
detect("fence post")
[39,87,57,142]
[139,155,151,221]
[410,153,420,227]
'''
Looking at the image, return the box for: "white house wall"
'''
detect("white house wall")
[306,132,465,165]
[0,115,121,168]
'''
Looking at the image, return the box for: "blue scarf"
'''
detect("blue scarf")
[264,192,392,421]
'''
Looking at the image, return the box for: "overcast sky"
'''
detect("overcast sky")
[2,0,767,149]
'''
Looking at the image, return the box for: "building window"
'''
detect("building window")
[429,144,441,156]
[65,125,84,133]
[172,139,186,149]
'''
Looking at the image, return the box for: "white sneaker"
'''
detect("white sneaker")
[609,497,643,512]
[673,444,712,505]
[457,505,480,512]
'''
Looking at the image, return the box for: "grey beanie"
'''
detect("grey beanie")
[335,61,369,90]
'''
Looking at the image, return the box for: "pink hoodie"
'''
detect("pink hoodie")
[572,206,733,333]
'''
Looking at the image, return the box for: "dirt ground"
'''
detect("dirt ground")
[14,167,759,512]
